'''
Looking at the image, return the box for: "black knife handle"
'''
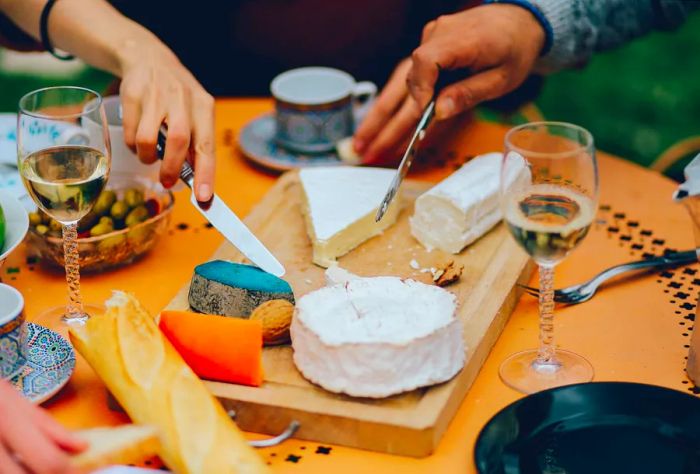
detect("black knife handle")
[155,125,195,188]
[433,67,472,99]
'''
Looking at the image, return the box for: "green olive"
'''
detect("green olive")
[99,215,114,226]
[28,212,42,227]
[124,188,145,208]
[39,211,51,224]
[35,224,49,235]
[49,219,62,232]
[127,225,149,244]
[89,222,113,237]
[97,233,126,251]
[93,190,117,215]
[125,206,149,227]
[110,200,129,220]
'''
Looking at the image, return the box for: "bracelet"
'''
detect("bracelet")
[483,0,554,56]
[40,0,74,61]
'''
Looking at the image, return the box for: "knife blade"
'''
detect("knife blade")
[156,126,286,277]
[376,68,468,222]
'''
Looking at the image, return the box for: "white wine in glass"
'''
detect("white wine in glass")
[499,122,598,394]
[17,87,111,332]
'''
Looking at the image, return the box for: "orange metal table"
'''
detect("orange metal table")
[5,99,698,473]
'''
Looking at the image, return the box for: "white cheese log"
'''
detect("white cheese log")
[410,152,527,254]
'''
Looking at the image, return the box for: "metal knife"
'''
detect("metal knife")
[156,126,286,277]
[376,68,467,222]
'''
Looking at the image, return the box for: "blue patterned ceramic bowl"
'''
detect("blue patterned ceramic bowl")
[10,322,75,404]
[0,283,26,380]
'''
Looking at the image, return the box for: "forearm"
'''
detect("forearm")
[0,0,175,76]
[528,0,699,72]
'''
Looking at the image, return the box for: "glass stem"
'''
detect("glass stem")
[536,263,557,365]
[62,222,86,323]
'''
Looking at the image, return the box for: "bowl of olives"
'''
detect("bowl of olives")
[26,173,174,272]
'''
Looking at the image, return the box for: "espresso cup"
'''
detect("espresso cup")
[270,67,377,153]
[0,284,26,380]
[83,95,160,181]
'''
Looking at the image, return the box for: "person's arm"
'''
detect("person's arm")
[354,0,698,164]
[504,0,700,73]
[0,379,86,473]
[354,3,544,164]
[0,0,215,201]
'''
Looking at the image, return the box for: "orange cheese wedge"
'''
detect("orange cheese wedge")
[159,310,263,387]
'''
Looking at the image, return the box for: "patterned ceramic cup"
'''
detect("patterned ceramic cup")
[271,67,377,153]
[0,283,26,380]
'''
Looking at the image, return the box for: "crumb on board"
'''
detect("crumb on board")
[304,279,312,285]
[409,259,420,270]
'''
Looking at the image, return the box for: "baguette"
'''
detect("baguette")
[69,291,270,474]
[71,424,159,470]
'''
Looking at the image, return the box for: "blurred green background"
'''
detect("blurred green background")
[0,11,698,180]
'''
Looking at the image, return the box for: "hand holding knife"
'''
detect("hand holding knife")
[156,126,286,277]
[376,68,469,222]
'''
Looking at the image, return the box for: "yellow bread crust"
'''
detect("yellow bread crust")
[69,292,270,474]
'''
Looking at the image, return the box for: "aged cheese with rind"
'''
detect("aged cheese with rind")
[189,260,294,318]
[291,276,465,398]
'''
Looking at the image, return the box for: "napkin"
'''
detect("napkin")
[158,310,263,386]
[676,153,700,385]
[674,153,700,200]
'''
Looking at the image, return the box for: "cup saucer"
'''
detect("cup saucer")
[238,113,343,172]
[10,322,75,404]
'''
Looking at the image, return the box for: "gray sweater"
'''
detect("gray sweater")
[490,0,700,72]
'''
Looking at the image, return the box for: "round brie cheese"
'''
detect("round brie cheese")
[291,276,465,398]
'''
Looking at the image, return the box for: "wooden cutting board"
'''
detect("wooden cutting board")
[166,170,534,457]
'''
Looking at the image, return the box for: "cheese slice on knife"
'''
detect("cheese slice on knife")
[299,167,401,267]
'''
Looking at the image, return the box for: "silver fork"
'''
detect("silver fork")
[520,249,698,304]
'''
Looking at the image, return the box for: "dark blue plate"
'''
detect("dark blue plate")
[475,382,700,474]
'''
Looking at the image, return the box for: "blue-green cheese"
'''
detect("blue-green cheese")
[188,260,294,318]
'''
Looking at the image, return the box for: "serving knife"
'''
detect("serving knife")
[376,68,468,222]
[156,126,286,277]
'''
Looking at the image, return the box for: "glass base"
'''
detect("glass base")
[499,349,594,394]
[31,304,105,339]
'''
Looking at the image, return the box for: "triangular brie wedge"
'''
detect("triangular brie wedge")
[299,167,401,267]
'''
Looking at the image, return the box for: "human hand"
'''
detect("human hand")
[118,45,216,202]
[0,379,86,473]
[354,4,545,164]
[353,58,420,165]
[407,4,545,117]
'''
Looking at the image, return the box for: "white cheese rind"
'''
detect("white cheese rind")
[291,276,465,398]
[410,152,528,254]
[299,167,401,267]
[324,264,359,286]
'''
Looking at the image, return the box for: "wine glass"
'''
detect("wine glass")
[499,121,598,394]
[17,87,111,332]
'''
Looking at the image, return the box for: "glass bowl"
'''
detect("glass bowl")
[26,174,174,273]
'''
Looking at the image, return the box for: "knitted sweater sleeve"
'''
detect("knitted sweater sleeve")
[496,0,700,73]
